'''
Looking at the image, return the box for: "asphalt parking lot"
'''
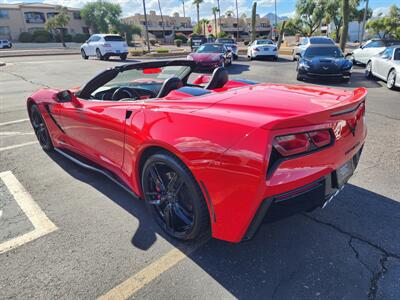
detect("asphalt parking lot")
[1,55,399,300]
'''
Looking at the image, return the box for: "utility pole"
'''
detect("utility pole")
[274,0,278,41]
[182,0,185,18]
[235,0,239,40]
[359,0,369,46]
[142,0,150,52]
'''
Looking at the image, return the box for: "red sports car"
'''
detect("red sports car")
[27,60,367,243]
[187,43,233,70]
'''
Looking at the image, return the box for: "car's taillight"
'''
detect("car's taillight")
[273,130,332,157]
[103,43,112,47]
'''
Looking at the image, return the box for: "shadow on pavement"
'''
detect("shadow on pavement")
[47,151,400,299]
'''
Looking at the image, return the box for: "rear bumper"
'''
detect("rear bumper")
[253,53,278,59]
[243,146,363,241]
[104,51,128,57]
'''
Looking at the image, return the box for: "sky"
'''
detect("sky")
[0,0,395,19]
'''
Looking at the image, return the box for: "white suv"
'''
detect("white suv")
[348,39,400,65]
[0,40,12,49]
[80,34,129,61]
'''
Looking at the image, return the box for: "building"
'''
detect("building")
[209,14,271,40]
[0,3,89,41]
[122,11,192,38]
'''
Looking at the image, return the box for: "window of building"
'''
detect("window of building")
[47,12,58,19]
[82,27,90,34]
[0,9,9,19]
[24,12,46,24]
[73,12,81,19]
[0,26,10,35]
[260,23,267,28]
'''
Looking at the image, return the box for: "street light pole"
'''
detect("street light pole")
[182,0,185,18]
[359,0,369,46]
[235,0,239,40]
[274,0,277,41]
[142,0,150,52]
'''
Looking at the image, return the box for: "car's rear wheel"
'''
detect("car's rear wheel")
[387,69,397,90]
[296,73,303,81]
[29,104,53,151]
[96,49,104,60]
[141,152,210,241]
[81,49,88,60]
[365,61,373,79]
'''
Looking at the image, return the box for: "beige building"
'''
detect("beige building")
[122,10,193,38]
[210,14,271,40]
[0,3,89,41]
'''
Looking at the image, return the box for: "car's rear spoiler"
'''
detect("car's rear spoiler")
[263,87,367,130]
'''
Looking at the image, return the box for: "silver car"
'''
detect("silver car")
[365,46,400,90]
[292,36,335,61]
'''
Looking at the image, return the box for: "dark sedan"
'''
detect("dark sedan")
[297,45,353,82]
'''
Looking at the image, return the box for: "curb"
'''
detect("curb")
[0,61,5,66]
[0,51,80,58]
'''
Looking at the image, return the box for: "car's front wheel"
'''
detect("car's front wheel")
[29,104,53,151]
[141,152,210,241]
[387,69,397,90]
[365,61,373,79]
[81,49,88,60]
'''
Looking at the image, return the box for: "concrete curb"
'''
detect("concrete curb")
[0,51,80,58]
[0,61,5,66]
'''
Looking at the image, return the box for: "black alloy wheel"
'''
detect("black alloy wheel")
[142,152,210,240]
[29,104,53,151]
[81,49,88,60]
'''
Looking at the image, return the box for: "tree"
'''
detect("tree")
[225,10,234,17]
[212,7,219,35]
[340,0,350,51]
[193,0,203,26]
[354,6,372,41]
[284,17,309,36]
[251,2,257,42]
[157,0,166,42]
[116,23,141,45]
[201,19,209,35]
[295,0,325,36]
[181,0,186,18]
[366,5,400,39]
[81,0,122,33]
[45,6,70,47]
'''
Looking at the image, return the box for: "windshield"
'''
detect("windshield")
[196,44,224,53]
[304,47,344,58]
[256,40,273,45]
[394,48,400,60]
[91,65,190,97]
[217,39,235,44]
[104,35,125,42]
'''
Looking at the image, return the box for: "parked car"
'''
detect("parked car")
[215,38,238,59]
[0,40,12,49]
[189,35,207,51]
[347,39,400,65]
[80,34,128,61]
[365,45,400,90]
[296,45,353,82]
[187,43,233,70]
[292,36,335,61]
[27,59,367,242]
[247,39,278,60]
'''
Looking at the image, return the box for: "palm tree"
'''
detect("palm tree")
[157,0,165,42]
[340,0,349,51]
[181,0,186,18]
[217,0,222,30]
[251,2,257,43]
[45,6,70,47]
[235,0,239,39]
[212,7,219,35]
[201,18,209,35]
[225,10,234,17]
[193,0,203,26]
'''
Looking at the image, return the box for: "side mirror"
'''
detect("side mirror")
[86,40,90,44]
[56,90,81,107]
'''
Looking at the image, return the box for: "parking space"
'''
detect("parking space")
[0,54,399,299]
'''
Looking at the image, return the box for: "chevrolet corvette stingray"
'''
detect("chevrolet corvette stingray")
[27,60,367,243]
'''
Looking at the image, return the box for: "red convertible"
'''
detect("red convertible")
[27,60,367,242]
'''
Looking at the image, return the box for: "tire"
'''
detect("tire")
[29,104,53,151]
[141,152,210,241]
[120,53,127,61]
[96,48,104,61]
[81,49,88,60]
[296,73,303,81]
[341,77,350,83]
[365,61,373,79]
[386,69,397,90]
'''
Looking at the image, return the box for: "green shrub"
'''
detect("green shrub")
[174,39,182,47]
[129,49,146,56]
[174,33,188,43]
[19,32,33,43]
[32,30,52,43]
[155,48,169,53]
[72,33,89,43]
[149,39,157,46]
[54,33,72,43]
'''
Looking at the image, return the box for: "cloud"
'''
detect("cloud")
[372,6,390,17]
[280,10,295,18]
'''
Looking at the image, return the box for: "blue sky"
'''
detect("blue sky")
[0,0,395,19]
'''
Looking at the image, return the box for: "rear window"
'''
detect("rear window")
[383,40,400,46]
[104,36,125,42]
[216,39,235,44]
[310,38,335,45]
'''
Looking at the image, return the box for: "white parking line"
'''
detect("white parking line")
[0,118,29,126]
[98,242,204,300]
[0,171,57,254]
[0,131,34,136]
[0,141,38,152]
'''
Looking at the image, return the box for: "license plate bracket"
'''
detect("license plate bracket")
[334,159,354,188]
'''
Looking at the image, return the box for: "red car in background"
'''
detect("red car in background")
[27,60,367,243]
[187,43,233,70]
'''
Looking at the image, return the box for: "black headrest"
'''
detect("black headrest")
[157,77,183,98]
[205,67,229,90]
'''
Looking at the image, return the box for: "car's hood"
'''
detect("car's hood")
[189,52,222,61]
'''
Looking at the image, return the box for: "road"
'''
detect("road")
[1,55,399,300]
